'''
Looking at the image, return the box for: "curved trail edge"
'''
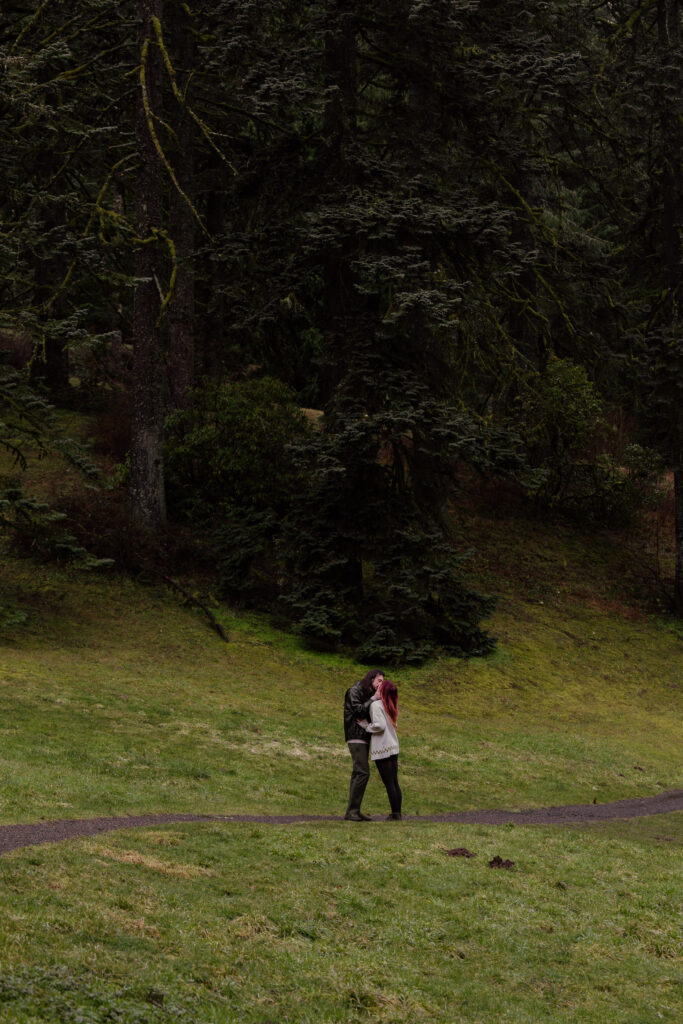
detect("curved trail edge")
[1,789,682,856]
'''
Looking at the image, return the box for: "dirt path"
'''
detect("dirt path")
[1,789,681,856]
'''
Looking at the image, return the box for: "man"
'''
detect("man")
[343,669,384,821]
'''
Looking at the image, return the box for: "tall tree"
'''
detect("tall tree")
[590,0,683,611]
[129,0,166,529]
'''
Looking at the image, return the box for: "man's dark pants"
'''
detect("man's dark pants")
[346,741,370,816]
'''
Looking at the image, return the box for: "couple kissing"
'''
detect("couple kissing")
[343,669,402,821]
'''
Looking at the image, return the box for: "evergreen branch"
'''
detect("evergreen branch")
[595,0,657,87]
[41,14,124,49]
[87,154,137,236]
[39,12,94,46]
[36,155,136,315]
[22,45,131,93]
[603,0,657,49]
[200,96,296,137]
[496,280,552,328]
[496,169,600,270]
[48,45,129,84]
[498,173,544,226]
[469,268,516,349]
[0,439,29,470]
[43,91,137,191]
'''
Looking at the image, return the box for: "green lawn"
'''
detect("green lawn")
[0,815,680,1023]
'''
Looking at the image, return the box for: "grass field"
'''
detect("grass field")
[0,814,680,1024]
[0,489,682,1021]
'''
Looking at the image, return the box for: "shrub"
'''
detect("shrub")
[513,355,663,525]
[165,377,309,514]
[515,353,603,502]
[164,377,311,597]
[166,377,497,662]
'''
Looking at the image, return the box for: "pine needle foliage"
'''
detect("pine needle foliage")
[0,366,105,570]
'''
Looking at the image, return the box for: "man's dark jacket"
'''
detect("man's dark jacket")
[344,680,374,742]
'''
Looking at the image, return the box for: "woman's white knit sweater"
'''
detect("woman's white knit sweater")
[364,698,399,761]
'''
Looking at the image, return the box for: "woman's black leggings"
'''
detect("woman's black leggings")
[375,755,402,814]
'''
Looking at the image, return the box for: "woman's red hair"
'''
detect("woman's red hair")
[379,679,398,725]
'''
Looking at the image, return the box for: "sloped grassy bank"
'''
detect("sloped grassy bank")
[0,528,680,825]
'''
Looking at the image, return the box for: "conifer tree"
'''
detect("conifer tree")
[587,0,683,611]
[129,0,166,529]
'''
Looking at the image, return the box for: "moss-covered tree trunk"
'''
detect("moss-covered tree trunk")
[167,1,195,412]
[130,0,166,529]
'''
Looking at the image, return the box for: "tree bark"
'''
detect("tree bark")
[167,1,195,412]
[658,0,681,314]
[130,0,166,529]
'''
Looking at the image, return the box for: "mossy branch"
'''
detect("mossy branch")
[595,0,657,88]
[534,269,577,339]
[139,36,210,238]
[151,14,239,175]
[10,0,51,53]
[153,228,178,324]
[40,155,136,313]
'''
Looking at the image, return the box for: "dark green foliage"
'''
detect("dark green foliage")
[0,366,108,569]
[0,366,100,480]
[0,2,136,391]
[1,483,105,567]
[0,596,28,632]
[0,965,191,1023]
[508,355,664,525]
[260,0,581,660]
[165,377,309,517]
[0,368,54,470]
[513,354,607,515]
[278,394,499,664]
[165,377,310,597]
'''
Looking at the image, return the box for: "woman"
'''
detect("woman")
[364,678,402,820]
